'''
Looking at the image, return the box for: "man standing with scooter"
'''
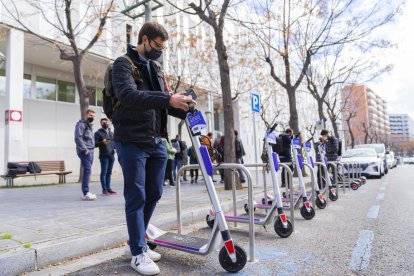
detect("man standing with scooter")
[111,22,195,275]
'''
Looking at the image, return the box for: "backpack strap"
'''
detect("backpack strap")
[122,55,142,83]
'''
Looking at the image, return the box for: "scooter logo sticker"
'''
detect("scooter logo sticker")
[266,131,277,144]
[305,141,312,151]
[187,111,207,134]
[293,137,301,149]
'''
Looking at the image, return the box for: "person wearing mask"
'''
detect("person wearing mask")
[161,131,176,186]
[182,141,189,181]
[74,109,97,201]
[94,118,116,196]
[111,21,195,275]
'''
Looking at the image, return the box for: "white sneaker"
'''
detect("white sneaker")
[125,245,161,262]
[131,253,160,275]
[81,192,97,201]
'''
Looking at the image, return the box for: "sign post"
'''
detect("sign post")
[251,92,260,185]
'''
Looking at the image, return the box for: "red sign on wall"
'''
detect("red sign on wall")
[5,110,23,122]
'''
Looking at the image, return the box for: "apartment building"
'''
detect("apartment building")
[342,84,390,148]
[389,113,414,144]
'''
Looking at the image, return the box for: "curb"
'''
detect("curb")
[0,192,255,275]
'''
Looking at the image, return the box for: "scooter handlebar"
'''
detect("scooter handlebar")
[268,122,278,133]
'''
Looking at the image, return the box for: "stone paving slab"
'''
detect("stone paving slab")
[0,170,311,275]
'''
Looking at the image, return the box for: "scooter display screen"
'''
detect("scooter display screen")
[187,111,207,135]
[293,138,301,149]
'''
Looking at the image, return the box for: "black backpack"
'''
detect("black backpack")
[102,55,141,120]
[272,135,286,156]
[28,162,42,174]
[7,162,29,177]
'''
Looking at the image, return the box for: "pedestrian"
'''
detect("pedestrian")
[234,130,246,183]
[74,109,97,201]
[278,128,293,198]
[213,132,221,150]
[316,129,339,188]
[94,118,116,196]
[217,135,225,183]
[187,144,199,183]
[111,21,195,275]
[161,131,176,186]
[182,141,189,181]
[171,134,186,182]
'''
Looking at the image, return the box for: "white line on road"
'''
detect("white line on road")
[376,193,385,200]
[367,205,380,219]
[349,230,375,271]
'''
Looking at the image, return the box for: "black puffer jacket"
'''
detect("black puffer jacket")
[111,45,186,147]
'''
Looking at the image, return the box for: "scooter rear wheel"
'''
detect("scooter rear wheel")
[206,214,214,228]
[147,242,157,250]
[274,217,293,238]
[316,197,327,209]
[219,244,247,273]
[351,183,359,190]
[329,190,338,201]
[243,203,256,214]
[300,205,315,220]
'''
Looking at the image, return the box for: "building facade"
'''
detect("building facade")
[342,84,390,148]
[389,113,414,144]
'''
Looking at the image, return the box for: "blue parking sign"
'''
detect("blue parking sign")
[251,92,260,113]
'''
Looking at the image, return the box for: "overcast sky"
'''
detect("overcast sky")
[368,1,414,119]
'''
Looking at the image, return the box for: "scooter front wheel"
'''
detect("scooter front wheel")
[219,244,247,273]
[274,217,293,238]
[351,183,359,190]
[147,242,157,250]
[206,214,214,228]
[316,197,327,209]
[329,190,338,201]
[300,205,315,220]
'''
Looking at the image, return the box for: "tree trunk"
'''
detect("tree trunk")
[331,116,339,138]
[73,56,90,183]
[287,87,299,133]
[346,117,355,149]
[215,31,237,190]
[317,100,326,124]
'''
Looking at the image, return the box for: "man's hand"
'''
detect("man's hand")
[103,139,110,145]
[169,91,196,111]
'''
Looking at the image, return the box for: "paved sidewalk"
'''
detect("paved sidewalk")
[0,171,276,276]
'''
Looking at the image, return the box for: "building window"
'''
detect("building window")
[57,80,76,103]
[36,77,56,101]
[23,74,32,98]
[88,86,97,106]
[0,70,31,97]
[96,88,103,106]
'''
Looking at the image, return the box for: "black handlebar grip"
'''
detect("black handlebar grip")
[188,103,196,114]
[268,122,278,133]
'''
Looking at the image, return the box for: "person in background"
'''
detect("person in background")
[161,131,176,186]
[187,144,199,183]
[94,118,116,196]
[171,134,186,182]
[74,109,97,201]
[278,128,293,198]
[234,130,246,183]
[216,135,225,183]
[182,141,189,181]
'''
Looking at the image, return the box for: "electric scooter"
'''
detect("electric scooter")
[205,123,294,238]
[303,139,327,209]
[145,90,247,273]
[315,141,339,200]
[253,134,316,220]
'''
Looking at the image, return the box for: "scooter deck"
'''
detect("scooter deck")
[225,215,262,223]
[153,232,209,252]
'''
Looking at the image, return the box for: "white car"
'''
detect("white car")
[386,151,396,169]
[355,143,387,175]
[340,148,383,178]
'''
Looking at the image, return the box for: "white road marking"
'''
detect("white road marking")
[349,230,375,271]
[376,193,384,200]
[367,205,380,219]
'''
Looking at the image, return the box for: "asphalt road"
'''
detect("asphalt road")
[63,165,414,275]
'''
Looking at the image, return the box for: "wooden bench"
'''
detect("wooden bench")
[1,161,72,187]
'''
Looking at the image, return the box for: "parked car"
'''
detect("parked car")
[354,143,387,175]
[340,148,383,178]
[386,151,397,169]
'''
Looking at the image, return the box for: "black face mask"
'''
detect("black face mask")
[102,124,108,129]
[144,42,163,60]
[87,117,94,123]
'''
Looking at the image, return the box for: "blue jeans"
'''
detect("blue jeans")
[100,156,115,192]
[115,141,167,256]
[173,158,183,181]
[78,150,94,194]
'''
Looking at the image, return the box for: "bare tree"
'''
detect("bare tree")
[165,1,242,190]
[345,111,357,148]
[1,0,116,118]
[234,0,401,133]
